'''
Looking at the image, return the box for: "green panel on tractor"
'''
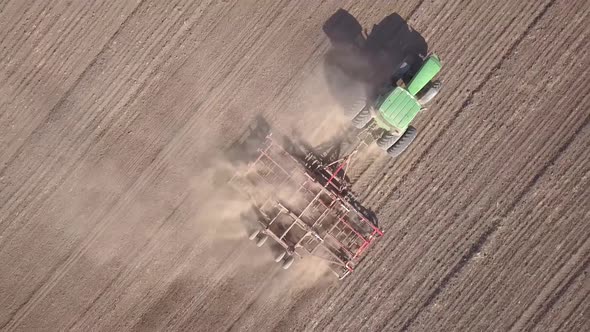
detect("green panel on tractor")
[406,55,442,96]
[376,87,421,130]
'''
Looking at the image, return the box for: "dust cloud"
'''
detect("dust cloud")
[279,51,371,150]
[61,51,373,295]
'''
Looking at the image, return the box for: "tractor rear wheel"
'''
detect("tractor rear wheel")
[342,83,367,118]
[376,131,400,151]
[351,106,373,129]
[387,126,417,158]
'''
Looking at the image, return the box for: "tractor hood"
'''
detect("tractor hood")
[407,54,442,96]
[376,87,421,131]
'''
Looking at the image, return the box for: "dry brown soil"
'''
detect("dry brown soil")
[0,0,589,331]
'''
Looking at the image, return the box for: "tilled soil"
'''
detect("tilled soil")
[0,0,588,331]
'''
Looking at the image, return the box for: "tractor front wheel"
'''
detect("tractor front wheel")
[387,126,417,158]
[418,80,442,105]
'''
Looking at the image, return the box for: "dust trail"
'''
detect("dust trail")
[279,50,372,150]
[186,159,253,243]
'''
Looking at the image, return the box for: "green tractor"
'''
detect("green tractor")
[350,54,442,157]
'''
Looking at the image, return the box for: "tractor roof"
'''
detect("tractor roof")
[407,54,442,96]
[377,87,421,130]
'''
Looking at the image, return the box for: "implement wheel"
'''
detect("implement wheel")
[274,251,286,263]
[387,126,417,158]
[282,255,295,270]
[343,83,367,118]
[256,234,268,247]
[248,230,259,241]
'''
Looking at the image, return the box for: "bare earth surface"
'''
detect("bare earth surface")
[1,0,589,331]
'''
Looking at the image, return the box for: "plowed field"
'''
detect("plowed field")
[0,0,588,331]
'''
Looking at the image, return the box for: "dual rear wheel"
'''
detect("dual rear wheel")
[351,105,418,158]
[351,106,372,129]
[377,126,418,158]
[345,84,419,158]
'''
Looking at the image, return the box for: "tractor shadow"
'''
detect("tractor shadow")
[313,10,429,172]
[323,9,428,100]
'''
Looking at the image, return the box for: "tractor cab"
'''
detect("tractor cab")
[373,54,442,134]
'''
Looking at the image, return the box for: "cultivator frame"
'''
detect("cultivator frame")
[230,133,382,279]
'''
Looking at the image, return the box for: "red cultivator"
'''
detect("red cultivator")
[230,134,382,279]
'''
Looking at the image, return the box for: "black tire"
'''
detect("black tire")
[376,131,400,151]
[418,80,442,105]
[342,85,367,118]
[387,126,417,158]
[351,106,373,129]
